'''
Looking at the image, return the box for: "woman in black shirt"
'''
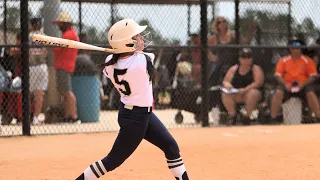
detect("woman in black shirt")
[221,48,264,125]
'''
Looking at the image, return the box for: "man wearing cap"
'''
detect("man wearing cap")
[270,37,320,123]
[29,17,48,125]
[221,48,264,125]
[52,12,79,123]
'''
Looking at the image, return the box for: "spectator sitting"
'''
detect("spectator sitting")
[221,48,264,125]
[1,33,23,125]
[179,33,216,87]
[310,37,320,97]
[208,16,255,87]
[270,37,320,123]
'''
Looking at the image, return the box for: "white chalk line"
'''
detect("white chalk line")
[221,128,280,137]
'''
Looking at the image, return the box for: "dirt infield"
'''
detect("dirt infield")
[1,124,320,180]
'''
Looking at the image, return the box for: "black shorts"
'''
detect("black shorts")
[56,69,72,93]
[277,84,315,102]
[314,84,320,97]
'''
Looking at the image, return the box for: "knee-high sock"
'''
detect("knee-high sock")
[76,160,107,180]
[167,157,189,180]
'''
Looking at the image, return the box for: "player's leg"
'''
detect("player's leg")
[144,112,189,180]
[221,92,237,117]
[270,87,285,120]
[304,85,320,118]
[31,64,48,124]
[76,106,151,180]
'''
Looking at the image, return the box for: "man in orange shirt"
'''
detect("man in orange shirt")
[270,37,320,123]
[53,12,79,123]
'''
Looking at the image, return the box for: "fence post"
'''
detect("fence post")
[21,0,30,136]
[3,0,7,44]
[79,1,83,36]
[200,0,209,127]
[234,0,240,44]
[187,2,191,37]
[111,0,115,25]
[287,1,292,39]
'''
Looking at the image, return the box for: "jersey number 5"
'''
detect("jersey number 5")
[114,69,131,96]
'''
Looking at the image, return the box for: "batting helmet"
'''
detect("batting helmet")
[107,19,147,54]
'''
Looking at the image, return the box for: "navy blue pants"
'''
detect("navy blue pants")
[101,103,180,172]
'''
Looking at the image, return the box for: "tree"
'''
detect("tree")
[0,6,34,33]
[0,7,20,32]
[138,19,181,45]
[239,9,319,45]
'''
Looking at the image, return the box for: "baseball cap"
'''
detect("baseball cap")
[288,36,304,47]
[289,40,302,47]
[239,48,253,58]
[53,12,73,23]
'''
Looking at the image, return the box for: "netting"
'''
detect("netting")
[1,0,320,136]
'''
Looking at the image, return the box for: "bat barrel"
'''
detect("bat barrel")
[31,34,115,53]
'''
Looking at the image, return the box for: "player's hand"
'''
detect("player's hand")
[297,84,304,91]
[224,82,233,90]
[291,86,300,93]
[238,88,246,95]
[285,84,291,92]
[208,51,218,62]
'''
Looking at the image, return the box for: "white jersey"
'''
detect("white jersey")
[103,52,155,107]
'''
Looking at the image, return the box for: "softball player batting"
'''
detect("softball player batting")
[76,19,189,180]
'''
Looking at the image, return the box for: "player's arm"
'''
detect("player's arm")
[244,65,264,91]
[240,23,255,44]
[143,52,155,64]
[101,55,114,79]
[274,58,289,88]
[275,76,287,87]
[222,65,237,89]
[299,58,317,88]
[140,53,155,82]
[299,77,316,88]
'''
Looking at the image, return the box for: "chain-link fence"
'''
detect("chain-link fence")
[0,0,320,136]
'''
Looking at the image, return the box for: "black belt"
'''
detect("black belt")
[120,102,152,113]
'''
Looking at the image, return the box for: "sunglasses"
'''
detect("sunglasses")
[291,42,301,47]
[240,54,252,59]
[217,20,227,24]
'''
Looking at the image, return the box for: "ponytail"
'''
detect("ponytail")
[97,54,120,70]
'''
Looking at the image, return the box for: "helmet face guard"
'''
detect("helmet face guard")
[108,19,152,54]
[139,31,152,48]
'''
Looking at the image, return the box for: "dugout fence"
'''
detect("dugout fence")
[0,0,319,136]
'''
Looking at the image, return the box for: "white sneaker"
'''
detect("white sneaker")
[33,116,44,125]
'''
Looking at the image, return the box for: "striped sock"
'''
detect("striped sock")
[167,157,189,180]
[76,160,107,180]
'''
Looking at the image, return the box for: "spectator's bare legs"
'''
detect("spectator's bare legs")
[33,90,45,118]
[62,91,78,119]
[192,64,201,87]
[244,89,262,116]
[306,91,320,117]
[271,89,284,118]
[221,93,237,117]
